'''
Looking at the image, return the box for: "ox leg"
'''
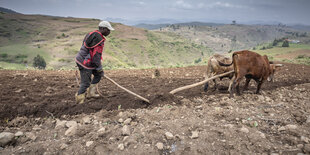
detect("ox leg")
[256,81,264,94]
[236,83,241,95]
[243,78,251,91]
[228,76,235,93]
[229,81,235,98]
[235,77,243,96]
[203,82,209,92]
[230,77,242,98]
[212,79,217,91]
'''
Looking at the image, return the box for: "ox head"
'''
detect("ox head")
[267,63,283,82]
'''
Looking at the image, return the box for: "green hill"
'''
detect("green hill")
[158,23,310,53]
[253,42,310,65]
[0,13,212,70]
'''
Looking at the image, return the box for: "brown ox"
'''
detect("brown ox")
[204,54,234,92]
[218,50,283,97]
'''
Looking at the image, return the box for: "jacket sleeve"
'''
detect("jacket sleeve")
[92,45,103,70]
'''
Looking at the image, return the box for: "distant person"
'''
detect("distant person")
[75,21,114,104]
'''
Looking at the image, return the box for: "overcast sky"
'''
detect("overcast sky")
[1,0,310,25]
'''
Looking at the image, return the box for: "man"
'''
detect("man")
[75,21,114,104]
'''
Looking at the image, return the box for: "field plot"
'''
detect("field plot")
[0,63,310,154]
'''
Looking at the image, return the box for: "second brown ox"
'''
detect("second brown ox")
[218,50,283,98]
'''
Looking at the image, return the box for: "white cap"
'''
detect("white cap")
[98,21,115,31]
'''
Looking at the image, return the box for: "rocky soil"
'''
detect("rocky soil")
[0,63,310,154]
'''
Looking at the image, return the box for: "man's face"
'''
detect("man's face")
[101,27,110,36]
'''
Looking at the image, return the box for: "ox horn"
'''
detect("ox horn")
[275,64,283,67]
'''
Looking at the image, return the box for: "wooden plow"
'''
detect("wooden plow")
[169,70,234,95]
[75,70,150,103]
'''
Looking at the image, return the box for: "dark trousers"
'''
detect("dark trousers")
[77,64,102,95]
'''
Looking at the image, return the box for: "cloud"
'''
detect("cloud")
[174,0,193,9]
[205,1,246,9]
[129,0,146,6]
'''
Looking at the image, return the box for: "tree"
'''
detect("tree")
[33,54,46,69]
[272,39,278,46]
[282,39,289,47]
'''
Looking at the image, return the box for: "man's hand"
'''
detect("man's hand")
[98,69,104,77]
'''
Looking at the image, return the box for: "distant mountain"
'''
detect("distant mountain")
[289,24,310,32]
[103,17,182,26]
[135,22,225,30]
[0,7,19,14]
[134,23,170,30]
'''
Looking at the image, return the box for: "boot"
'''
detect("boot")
[86,84,100,98]
[75,93,85,104]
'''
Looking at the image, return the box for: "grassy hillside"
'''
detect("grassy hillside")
[0,13,212,70]
[253,42,310,65]
[158,23,310,53]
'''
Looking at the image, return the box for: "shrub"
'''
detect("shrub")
[272,39,278,46]
[282,40,289,47]
[33,54,46,69]
[0,53,8,58]
[194,58,202,64]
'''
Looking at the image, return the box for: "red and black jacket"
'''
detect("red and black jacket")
[75,30,105,70]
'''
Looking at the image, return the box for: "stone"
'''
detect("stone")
[257,95,264,101]
[98,127,106,133]
[224,124,234,128]
[122,125,131,136]
[66,121,78,128]
[240,127,249,133]
[25,132,37,141]
[82,116,91,124]
[278,126,286,131]
[301,136,310,143]
[98,127,106,137]
[55,119,67,129]
[265,96,272,102]
[259,132,266,139]
[297,144,304,149]
[118,118,124,123]
[86,141,94,147]
[124,118,132,125]
[306,116,310,123]
[156,142,164,150]
[118,143,125,150]
[15,131,24,137]
[60,143,68,150]
[195,105,203,110]
[123,136,129,141]
[190,131,199,139]
[65,126,78,136]
[286,124,297,130]
[0,132,15,147]
[118,112,124,117]
[33,125,41,131]
[15,89,23,93]
[165,132,174,140]
[304,144,310,153]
